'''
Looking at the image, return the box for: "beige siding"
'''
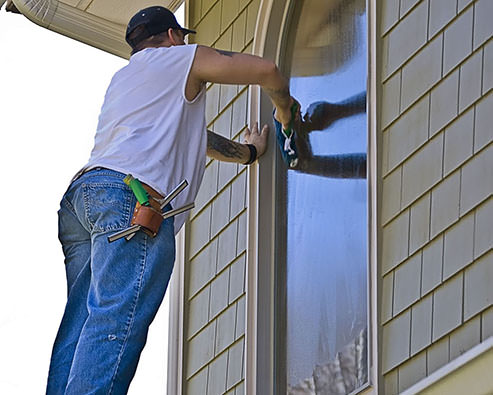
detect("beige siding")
[183,0,260,393]
[379,0,493,393]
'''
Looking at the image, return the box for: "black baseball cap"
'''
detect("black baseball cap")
[125,6,196,48]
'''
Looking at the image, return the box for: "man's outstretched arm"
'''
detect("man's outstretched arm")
[189,46,295,128]
[207,123,269,164]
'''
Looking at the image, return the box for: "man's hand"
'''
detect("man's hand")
[274,97,301,130]
[244,122,269,158]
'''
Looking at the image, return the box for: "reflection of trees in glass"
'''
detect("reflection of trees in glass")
[288,328,367,395]
[291,91,367,179]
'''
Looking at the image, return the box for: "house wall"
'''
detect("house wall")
[181,0,493,393]
[378,0,493,393]
[182,0,261,393]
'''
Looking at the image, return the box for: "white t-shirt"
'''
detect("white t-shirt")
[84,44,206,233]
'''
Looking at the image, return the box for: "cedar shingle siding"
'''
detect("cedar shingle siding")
[379,0,493,392]
[184,0,260,393]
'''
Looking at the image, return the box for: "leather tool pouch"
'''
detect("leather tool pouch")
[131,201,163,237]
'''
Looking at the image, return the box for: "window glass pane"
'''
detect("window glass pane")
[280,0,368,393]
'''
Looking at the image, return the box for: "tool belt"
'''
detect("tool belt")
[107,175,194,243]
[131,183,164,237]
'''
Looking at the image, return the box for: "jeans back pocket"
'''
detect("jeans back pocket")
[83,182,134,233]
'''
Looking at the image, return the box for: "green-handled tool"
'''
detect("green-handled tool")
[107,179,194,243]
[274,102,299,168]
[123,174,150,206]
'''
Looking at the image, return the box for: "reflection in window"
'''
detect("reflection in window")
[277,0,369,394]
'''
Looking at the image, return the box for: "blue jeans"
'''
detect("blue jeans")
[46,168,175,394]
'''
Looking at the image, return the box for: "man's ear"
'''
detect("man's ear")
[168,28,177,46]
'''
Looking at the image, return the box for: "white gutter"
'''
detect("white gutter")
[11,0,130,58]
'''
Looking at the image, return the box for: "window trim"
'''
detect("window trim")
[368,0,380,391]
[246,0,380,393]
[245,1,290,392]
[167,226,186,395]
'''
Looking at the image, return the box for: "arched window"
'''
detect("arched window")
[275,0,369,393]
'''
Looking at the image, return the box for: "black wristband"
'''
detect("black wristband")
[244,144,257,165]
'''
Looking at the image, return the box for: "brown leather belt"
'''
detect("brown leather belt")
[140,183,164,201]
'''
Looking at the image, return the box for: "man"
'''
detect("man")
[46,6,295,394]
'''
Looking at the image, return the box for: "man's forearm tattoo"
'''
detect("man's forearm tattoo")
[215,49,236,57]
[207,130,246,159]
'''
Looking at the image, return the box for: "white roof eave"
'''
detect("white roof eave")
[12,0,130,58]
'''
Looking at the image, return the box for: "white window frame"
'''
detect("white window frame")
[245,0,380,393]
[167,226,186,395]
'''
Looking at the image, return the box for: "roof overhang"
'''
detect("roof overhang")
[10,0,183,59]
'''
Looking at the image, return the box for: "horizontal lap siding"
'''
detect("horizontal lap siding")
[184,0,260,394]
[379,0,493,393]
